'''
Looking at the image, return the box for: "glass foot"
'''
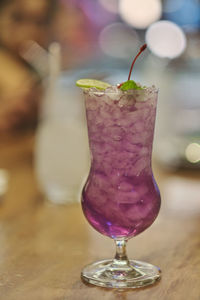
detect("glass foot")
[81,259,161,289]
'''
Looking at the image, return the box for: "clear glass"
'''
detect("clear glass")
[81,87,161,288]
[35,73,90,204]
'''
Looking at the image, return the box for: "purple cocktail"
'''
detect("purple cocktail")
[77,44,161,288]
[82,87,160,240]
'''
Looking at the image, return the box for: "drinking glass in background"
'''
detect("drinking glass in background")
[35,44,90,204]
[35,68,89,204]
[35,72,90,204]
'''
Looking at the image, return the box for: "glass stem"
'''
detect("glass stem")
[113,239,130,267]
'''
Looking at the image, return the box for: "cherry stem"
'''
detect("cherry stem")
[127,44,147,81]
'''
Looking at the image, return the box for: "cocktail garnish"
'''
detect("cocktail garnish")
[119,44,147,91]
[76,79,111,90]
[119,80,143,91]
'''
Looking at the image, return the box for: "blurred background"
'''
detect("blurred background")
[0,0,199,204]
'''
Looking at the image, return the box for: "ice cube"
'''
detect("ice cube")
[134,121,145,133]
[102,125,125,141]
[135,92,148,102]
[109,169,122,186]
[126,204,146,221]
[127,110,142,123]
[140,147,149,156]
[99,104,116,126]
[125,142,141,153]
[118,94,136,107]
[86,98,98,111]
[127,132,149,145]
[116,118,131,128]
[132,157,148,176]
[118,182,133,192]
[89,87,104,97]
[115,190,139,204]
[105,86,122,101]
[94,173,110,190]
[111,106,123,120]
[137,184,149,197]
[103,95,114,105]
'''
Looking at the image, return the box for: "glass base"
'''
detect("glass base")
[81,259,161,289]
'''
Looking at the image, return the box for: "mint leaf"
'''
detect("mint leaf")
[120,80,143,91]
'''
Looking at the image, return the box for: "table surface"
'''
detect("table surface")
[0,133,200,300]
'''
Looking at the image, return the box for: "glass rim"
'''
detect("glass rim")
[83,86,159,95]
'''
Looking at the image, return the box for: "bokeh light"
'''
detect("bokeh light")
[145,21,187,59]
[185,143,200,163]
[98,0,119,14]
[99,22,139,59]
[163,0,200,31]
[119,0,162,29]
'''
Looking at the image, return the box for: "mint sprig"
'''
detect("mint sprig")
[120,80,143,91]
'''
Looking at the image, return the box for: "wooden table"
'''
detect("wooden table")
[0,134,200,300]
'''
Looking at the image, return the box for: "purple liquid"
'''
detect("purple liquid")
[82,87,161,239]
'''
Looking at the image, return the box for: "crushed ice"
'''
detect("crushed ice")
[87,84,157,104]
[88,87,104,97]
[105,86,122,101]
